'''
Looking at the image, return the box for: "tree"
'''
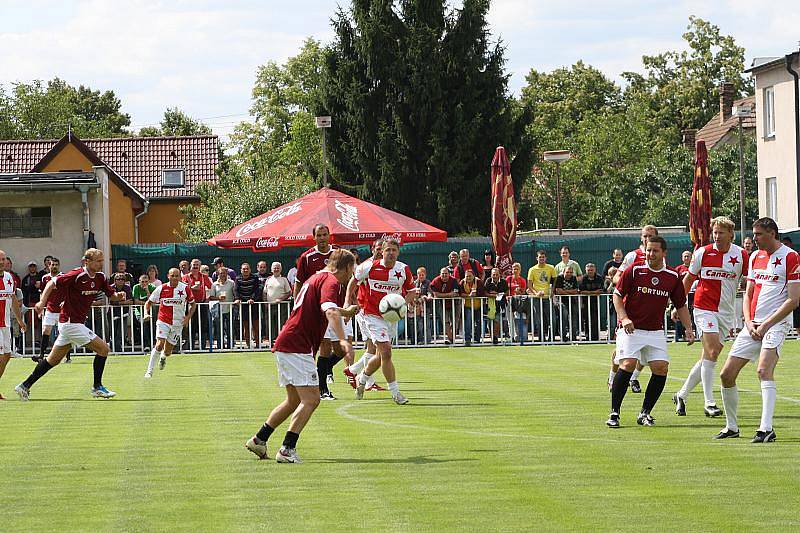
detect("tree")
[139,107,212,136]
[320,0,533,234]
[0,78,130,139]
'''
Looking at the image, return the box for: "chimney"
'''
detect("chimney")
[682,129,697,150]
[719,82,735,123]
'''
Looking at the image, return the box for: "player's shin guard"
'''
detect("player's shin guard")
[93,355,107,388]
[642,374,667,414]
[759,381,777,432]
[700,359,717,406]
[721,386,739,431]
[677,360,702,399]
[22,359,54,389]
[611,369,633,413]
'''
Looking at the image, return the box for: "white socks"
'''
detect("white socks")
[721,386,739,431]
[701,359,717,406]
[388,381,400,396]
[678,360,702,400]
[759,380,777,432]
[146,348,161,374]
[349,352,372,374]
[630,368,641,380]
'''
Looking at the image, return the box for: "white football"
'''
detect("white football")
[379,293,407,323]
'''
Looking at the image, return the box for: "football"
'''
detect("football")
[379,293,407,323]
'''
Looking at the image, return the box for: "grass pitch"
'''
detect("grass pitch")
[2,343,800,531]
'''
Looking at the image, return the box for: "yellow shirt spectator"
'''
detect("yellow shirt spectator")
[527,263,557,298]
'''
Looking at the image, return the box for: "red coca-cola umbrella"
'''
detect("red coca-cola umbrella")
[208,187,447,251]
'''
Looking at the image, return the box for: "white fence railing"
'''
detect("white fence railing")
[11,293,755,357]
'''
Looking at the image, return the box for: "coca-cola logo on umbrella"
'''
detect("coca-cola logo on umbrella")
[334,200,359,231]
[235,201,303,238]
[255,237,280,249]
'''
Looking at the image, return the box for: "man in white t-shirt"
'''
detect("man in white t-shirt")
[264,262,292,344]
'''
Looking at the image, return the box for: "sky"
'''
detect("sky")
[1,0,798,140]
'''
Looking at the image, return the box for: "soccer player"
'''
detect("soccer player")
[143,268,196,378]
[714,218,800,443]
[609,225,660,393]
[343,239,385,392]
[353,238,418,405]
[34,257,62,364]
[244,249,357,463]
[17,248,128,400]
[607,236,694,428]
[295,224,340,399]
[672,217,748,417]
[0,250,26,399]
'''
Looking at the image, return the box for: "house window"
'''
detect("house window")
[0,207,51,238]
[764,86,776,139]
[766,177,777,220]
[162,169,185,188]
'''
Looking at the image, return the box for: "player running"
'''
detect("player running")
[608,225,659,393]
[607,235,695,428]
[33,257,63,364]
[0,250,26,400]
[245,249,358,463]
[353,238,418,405]
[142,268,196,378]
[714,218,800,443]
[17,248,127,400]
[672,217,748,417]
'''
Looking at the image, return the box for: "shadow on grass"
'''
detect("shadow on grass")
[316,456,478,465]
[404,388,480,392]
[174,374,241,378]
[29,398,185,402]
[409,402,497,407]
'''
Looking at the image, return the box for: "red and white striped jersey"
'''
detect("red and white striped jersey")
[0,271,16,327]
[355,258,374,309]
[149,282,195,326]
[748,244,800,325]
[689,243,748,317]
[354,259,414,317]
[618,248,645,275]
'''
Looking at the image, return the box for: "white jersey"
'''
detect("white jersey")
[0,271,15,328]
[748,244,800,325]
[689,243,748,319]
[618,248,645,275]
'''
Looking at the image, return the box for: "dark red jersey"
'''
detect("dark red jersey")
[273,271,344,355]
[55,268,116,324]
[41,273,65,314]
[615,264,686,331]
[295,246,337,285]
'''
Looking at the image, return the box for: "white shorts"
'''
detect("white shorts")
[360,314,397,344]
[728,324,788,361]
[156,320,183,346]
[615,329,669,364]
[0,327,11,354]
[324,316,354,341]
[42,311,60,329]
[693,308,734,341]
[54,322,97,348]
[275,351,319,387]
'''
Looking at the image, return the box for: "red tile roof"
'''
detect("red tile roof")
[0,135,218,200]
[696,96,756,150]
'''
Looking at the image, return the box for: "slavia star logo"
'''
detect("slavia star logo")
[728,256,739,266]
[394,270,403,280]
[773,257,782,267]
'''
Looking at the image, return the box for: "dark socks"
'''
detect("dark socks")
[328,354,343,370]
[93,355,107,388]
[642,374,667,414]
[39,335,50,359]
[255,422,275,443]
[282,431,299,449]
[611,369,633,413]
[317,357,330,393]
[23,359,54,389]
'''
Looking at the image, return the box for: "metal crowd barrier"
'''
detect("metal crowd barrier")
[11,293,759,357]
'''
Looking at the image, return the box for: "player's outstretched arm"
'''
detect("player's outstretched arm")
[339,304,359,319]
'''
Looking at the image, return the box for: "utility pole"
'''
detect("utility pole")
[315,116,332,187]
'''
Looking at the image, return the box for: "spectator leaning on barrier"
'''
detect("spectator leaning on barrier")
[211,257,237,283]
[411,266,433,344]
[132,274,156,349]
[554,266,580,342]
[484,267,508,344]
[264,262,292,344]
[235,262,262,348]
[209,267,236,349]
[183,259,212,350]
[673,251,693,342]
[605,266,619,339]
[109,273,134,351]
[555,246,583,282]
[527,250,557,342]
[507,262,529,344]
[454,249,485,281]
[459,269,485,346]
[579,263,604,341]
[430,266,460,344]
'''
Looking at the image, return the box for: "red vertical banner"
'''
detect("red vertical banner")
[689,140,712,249]
[491,146,517,278]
